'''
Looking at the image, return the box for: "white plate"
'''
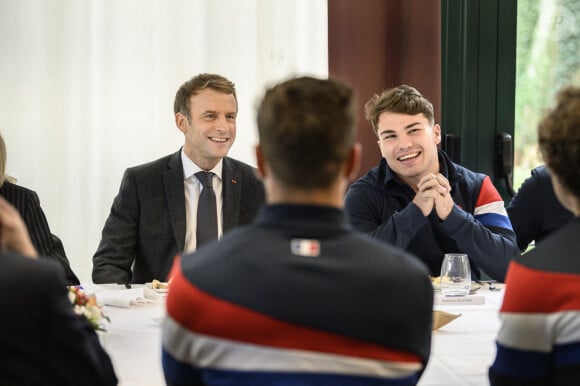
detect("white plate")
[145,282,169,293]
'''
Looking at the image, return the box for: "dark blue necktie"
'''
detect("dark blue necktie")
[195,171,218,247]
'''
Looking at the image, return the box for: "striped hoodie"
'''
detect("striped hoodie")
[162,205,433,386]
[490,217,580,384]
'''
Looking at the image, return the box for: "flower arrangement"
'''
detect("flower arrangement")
[68,286,110,331]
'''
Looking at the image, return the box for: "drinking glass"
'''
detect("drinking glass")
[440,253,471,297]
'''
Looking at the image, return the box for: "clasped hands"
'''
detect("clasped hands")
[413,173,454,220]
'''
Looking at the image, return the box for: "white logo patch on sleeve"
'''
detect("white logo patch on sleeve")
[290,238,321,257]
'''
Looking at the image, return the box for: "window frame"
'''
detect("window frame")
[441,0,517,201]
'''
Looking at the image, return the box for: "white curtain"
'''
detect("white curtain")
[0,0,328,282]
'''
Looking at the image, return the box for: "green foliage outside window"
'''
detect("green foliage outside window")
[515,0,580,189]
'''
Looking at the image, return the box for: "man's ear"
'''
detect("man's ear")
[175,112,189,134]
[255,144,267,179]
[433,123,442,145]
[345,143,362,182]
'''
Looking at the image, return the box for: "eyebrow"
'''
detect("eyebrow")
[404,122,422,129]
[378,121,422,135]
[201,110,237,115]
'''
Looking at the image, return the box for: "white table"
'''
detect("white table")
[91,285,167,386]
[94,284,504,386]
[420,285,505,386]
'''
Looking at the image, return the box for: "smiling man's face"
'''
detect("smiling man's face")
[177,88,237,171]
[376,112,441,188]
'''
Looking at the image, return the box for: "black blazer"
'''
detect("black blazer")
[92,150,265,284]
[0,252,117,386]
[0,181,80,285]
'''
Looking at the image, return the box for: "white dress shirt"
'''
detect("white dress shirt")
[181,150,223,252]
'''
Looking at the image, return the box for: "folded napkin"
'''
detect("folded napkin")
[96,287,160,308]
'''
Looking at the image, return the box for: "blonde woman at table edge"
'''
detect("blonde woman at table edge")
[489,86,580,385]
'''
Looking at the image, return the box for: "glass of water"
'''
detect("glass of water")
[440,253,471,297]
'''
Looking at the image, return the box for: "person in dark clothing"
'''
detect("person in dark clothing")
[507,164,573,251]
[345,85,519,282]
[92,73,265,284]
[0,197,117,386]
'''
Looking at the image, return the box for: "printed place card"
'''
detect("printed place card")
[433,294,486,306]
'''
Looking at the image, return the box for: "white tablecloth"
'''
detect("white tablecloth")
[420,285,505,386]
[93,284,504,386]
[90,285,167,386]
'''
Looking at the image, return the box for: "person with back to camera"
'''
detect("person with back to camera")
[0,196,117,386]
[344,85,520,282]
[507,164,573,252]
[0,132,79,285]
[489,86,580,385]
[162,76,434,386]
[92,73,265,285]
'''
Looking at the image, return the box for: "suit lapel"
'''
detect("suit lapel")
[164,151,186,251]
[222,157,241,232]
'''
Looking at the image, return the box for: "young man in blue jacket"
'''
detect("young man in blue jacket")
[345,85,519,281]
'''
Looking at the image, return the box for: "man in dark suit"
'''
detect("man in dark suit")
[92,73,265,284]
[0,197,117,386]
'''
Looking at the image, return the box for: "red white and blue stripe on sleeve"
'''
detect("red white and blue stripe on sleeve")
[473,176,512,229]
[162,266,424,386]
[489,261,580,384]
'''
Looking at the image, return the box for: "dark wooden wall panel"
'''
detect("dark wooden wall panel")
[329,0,441,179]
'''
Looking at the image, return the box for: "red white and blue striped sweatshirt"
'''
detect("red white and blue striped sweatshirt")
[162,205,433,386]
[490,216,580,385]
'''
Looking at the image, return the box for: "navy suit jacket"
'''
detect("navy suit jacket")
[92,150,265,284]
[0,181,80,285]
[0,251,116,386]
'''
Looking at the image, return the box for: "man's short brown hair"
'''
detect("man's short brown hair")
[365,85,434,134]
[174,73,237,120]
[257,76,357,189]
